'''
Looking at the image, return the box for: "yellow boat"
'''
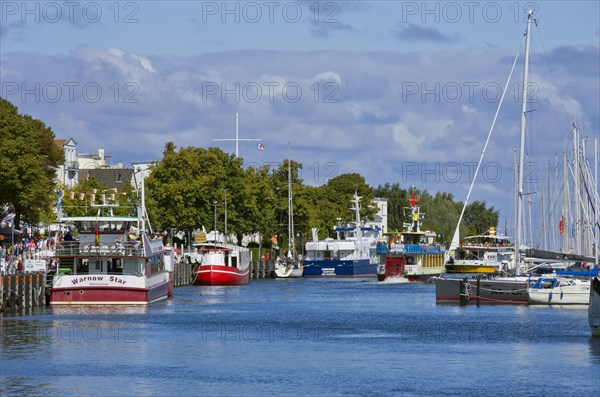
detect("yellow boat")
[446,227,513,274]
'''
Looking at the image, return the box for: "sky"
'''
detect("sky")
[1,0,599,244]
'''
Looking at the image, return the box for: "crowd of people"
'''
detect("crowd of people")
[0,236,57,275]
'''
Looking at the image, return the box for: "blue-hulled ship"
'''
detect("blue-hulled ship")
[303,193,383,277]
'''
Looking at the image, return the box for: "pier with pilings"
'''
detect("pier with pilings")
[0,273,47,313]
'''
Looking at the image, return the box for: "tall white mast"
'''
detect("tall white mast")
[563,151,568,253]
[515,10,533,275]
[288,142,295,257]
[235,113,239,158]
[594,138,600,264]
[573,124,580,254]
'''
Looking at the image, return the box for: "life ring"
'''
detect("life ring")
[406,257,414,265]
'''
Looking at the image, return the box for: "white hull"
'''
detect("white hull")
[590,277,600,337]
[528,279,590,305]
[272,265,303,278]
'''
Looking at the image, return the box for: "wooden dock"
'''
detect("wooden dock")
[173,262,193,287]
[0,273,47,313]
[250,260,274,279]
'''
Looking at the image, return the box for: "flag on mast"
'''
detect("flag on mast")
[257,143,265,151]
[95,225,100,245]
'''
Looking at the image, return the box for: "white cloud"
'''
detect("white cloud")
[2,44,597,224]
[73,46,157,81]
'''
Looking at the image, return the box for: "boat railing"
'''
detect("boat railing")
[55,241,145,257]
[389,244,445,254]
[54,270,145,277]
[461,242,512,249]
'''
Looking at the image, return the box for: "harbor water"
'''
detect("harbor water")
[2,278,599,396]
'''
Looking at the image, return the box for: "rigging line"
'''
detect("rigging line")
[533,26,574,143]
[449,36,525,251]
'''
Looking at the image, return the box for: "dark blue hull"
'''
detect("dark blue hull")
[303,259,377,277]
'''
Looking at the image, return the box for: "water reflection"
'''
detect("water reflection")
[588,337,600,364]
[50,305,149,316]
[194,285,242,304]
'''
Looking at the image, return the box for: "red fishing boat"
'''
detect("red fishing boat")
[192,243,251,285]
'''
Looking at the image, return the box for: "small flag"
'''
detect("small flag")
[79,193,85,201]
[57,190,63,208]
[257,143,265,151]
[69,191,75,199]
[559,215,565,235]
[95,225,100,246]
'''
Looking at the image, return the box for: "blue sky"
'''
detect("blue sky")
[1,1,599,245]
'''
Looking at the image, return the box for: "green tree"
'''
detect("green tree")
[0,99,64,228]
[463,201,499,236]
[310,173,376,238]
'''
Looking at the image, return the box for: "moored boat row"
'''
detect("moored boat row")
[434,274,594,305]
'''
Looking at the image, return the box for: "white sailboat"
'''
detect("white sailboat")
[272,143,303,278]
[528,277,590,305]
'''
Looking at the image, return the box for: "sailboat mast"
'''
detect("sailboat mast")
[235,113,239,158]
[541,178,545,250]
[596,137,599,265]
[563,151,568,253]
[573,124,580,254]
[515,10,533,275]
[514,147,518,264]
[288,143,294,255]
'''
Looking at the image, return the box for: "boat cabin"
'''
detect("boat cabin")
[54,216,164,277]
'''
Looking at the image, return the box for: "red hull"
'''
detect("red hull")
[193,265,249,285]
[50,281,169,305]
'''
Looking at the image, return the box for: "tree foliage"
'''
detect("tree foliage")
[0,99,64,228]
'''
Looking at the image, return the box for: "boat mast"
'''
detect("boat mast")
[515,10,534,275]
[596,137,599,264]
[563,151,568,253]
[573,124,580,254]
[541,177,545,250]
[288,142,295,257]
[351,192,363,253]
[224,189,228,243]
